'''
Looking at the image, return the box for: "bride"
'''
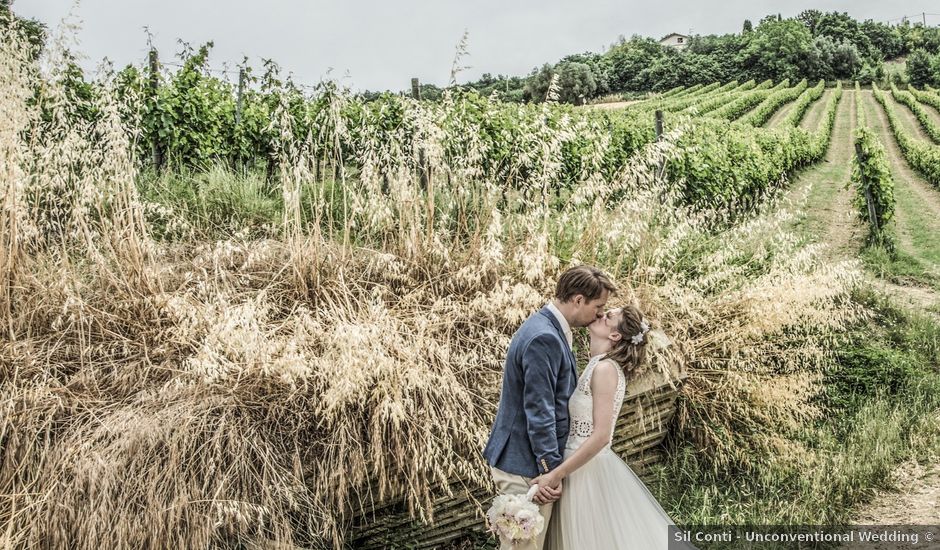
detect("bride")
[533,305,697,550]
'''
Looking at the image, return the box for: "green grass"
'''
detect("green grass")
[882,58,908,87]
[139,165,281,240]
[892,189,940,271]
[646,286,940,544]
[789,158,850,244]
[862,244,940,291]
[138,166,361,242]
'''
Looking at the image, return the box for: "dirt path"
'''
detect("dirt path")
[849,460,940,548]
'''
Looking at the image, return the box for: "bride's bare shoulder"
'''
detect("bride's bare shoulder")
[590,359,620,388]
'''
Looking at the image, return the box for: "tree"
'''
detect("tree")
[555,61,597,104]
[524,64,554,102]
[815,12,875,61]
[855,62,879,85]
[931,56,940,87]
[560,52,612,95]
[1,0,46,57]
[830,40,862,79]
[797,9,823,35]
[738,18,815,82]
[686,34,743,82]
[809,35,861,80]
[906,49,935,87]
[638,52,724,91]
[603,36,664,91]
[742,20,753,34]
[860,19,903,60]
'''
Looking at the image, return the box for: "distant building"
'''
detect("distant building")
[659,33,690,49]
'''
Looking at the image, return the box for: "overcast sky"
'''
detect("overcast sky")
[12,1,940,92]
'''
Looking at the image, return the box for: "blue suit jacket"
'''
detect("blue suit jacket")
[482,306,578,478]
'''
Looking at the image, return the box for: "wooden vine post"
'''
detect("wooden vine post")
[655,110,665,178]
[233,67,246,169]
[148,48,164,172]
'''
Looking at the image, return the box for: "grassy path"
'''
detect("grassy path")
[913,96,940,138]
[861,90,940,284]
[784,89,862,259]
[798,89,834,131]
[763,99,796,127]
[885,91,933,142]
[825,90,940,535]
[770,89,940,531]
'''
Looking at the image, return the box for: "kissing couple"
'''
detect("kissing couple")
[482,265,696,549]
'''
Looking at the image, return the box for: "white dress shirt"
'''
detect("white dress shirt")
[546,301,573,350]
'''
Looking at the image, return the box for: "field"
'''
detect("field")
[2,20,940,550]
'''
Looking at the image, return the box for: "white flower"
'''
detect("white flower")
[631,320,651,345]
[486,490,544,544]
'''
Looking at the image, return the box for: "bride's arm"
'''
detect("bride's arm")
[531,360,619,486]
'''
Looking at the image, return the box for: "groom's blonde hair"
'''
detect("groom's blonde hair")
[555,265,617,303]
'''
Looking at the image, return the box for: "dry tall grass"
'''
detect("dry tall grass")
[1,22,867,549]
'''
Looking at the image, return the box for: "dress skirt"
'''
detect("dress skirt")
[544,447,698,550]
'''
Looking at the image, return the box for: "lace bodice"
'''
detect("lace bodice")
[565,355,626,451]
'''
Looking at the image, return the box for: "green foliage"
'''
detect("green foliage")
[808,35,862,80]
[666,82,842,207]
[523,53,613,104]
[678,81,754,116]
[897,21,940,55]
[739,78,809,126]
[739,18,816,82]
[604,36,666,91]
[780,79,826,127]
[873,83,940,188]
[707,79,780,121]
[554,61,598,104]
[653,286,940,527]
[860,19,905,59]
[850,88,895,244]
[822,288,940,416]
[909,85,940,129]
[906,49,938,87]
[648,81,738,114]
[658,85,686,98]
[636,51,725,92]
[150,43,239,168]
[891,84,940,143]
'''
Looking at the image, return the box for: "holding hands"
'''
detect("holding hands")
[529,470,564,504]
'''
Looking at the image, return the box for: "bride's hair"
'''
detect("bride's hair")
[604,304,649,378]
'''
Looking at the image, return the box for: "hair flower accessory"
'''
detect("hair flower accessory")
[630,320,650,345]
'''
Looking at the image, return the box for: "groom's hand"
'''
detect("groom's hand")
[530,473,563,504]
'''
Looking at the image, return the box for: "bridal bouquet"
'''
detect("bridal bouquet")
[485,484,545,545]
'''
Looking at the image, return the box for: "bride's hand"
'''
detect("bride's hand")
[530,472,563,503]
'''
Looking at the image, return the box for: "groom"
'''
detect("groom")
[483,265,616,550]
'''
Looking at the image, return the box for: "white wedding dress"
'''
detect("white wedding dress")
[545,355,697,550]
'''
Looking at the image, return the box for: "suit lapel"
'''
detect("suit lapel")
[538,307,578,381]
[538,307,569,348]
